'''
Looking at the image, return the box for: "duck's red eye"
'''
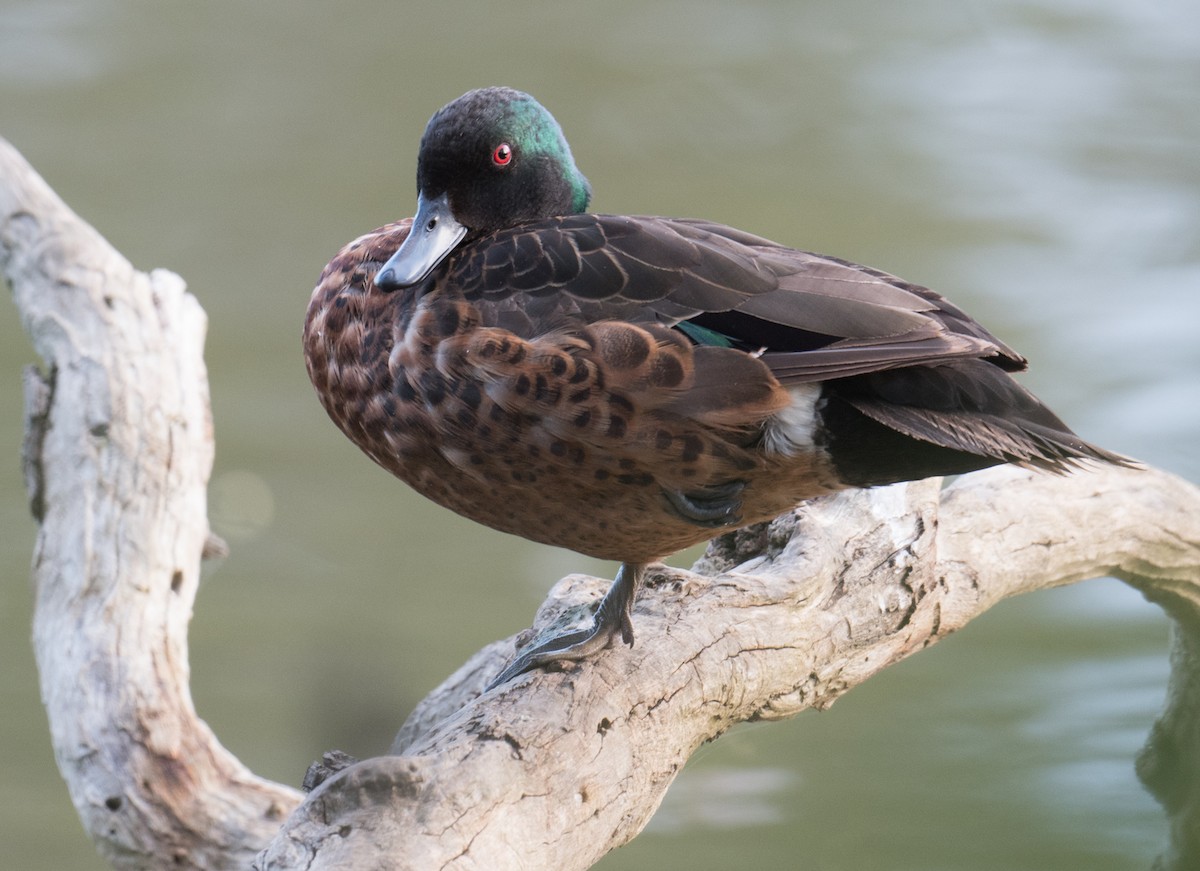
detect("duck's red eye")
[492,143,513,167]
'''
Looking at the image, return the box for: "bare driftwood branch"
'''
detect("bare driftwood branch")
[1,138,302,869]
[4,136,1199,871]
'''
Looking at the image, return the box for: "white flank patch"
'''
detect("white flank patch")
[761,384,822,456]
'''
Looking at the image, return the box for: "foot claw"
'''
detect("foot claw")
[619,613,635,646]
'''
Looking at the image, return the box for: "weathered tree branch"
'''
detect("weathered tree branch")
[1,138,302,869]
[4,136,1199,871]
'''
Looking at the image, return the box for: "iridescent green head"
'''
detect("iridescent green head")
[376,87,592,288]
[419,86,591,225]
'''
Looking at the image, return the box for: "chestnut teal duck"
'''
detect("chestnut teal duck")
[303,87,1125,688]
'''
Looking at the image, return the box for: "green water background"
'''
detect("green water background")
[1,1,1197,868]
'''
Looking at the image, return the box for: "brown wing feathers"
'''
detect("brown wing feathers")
[318,215,1119,483]
[452,214,1020,387]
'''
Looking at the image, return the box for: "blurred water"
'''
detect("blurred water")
[1,1,1196,868]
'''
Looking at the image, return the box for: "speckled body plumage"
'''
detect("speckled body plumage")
[303,87,1125,685]
[305,219,838,564]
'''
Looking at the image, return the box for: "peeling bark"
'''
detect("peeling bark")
[4,136,1199,871]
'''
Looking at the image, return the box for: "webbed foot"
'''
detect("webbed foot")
[486,562,646,689]
[663,480,745,527]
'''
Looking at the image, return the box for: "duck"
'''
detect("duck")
[303,86,1125,688]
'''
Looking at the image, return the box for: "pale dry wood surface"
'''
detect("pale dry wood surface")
[4,136,1199,871]
[2,137,302,869]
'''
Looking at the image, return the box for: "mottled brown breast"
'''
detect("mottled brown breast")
[303,221,836,564]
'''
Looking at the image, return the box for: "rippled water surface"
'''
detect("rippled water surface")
[1,1,1196,868]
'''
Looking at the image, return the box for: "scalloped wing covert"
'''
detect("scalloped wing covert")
[443,214,1027,384]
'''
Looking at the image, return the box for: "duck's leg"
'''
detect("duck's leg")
[486,562,646,689]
